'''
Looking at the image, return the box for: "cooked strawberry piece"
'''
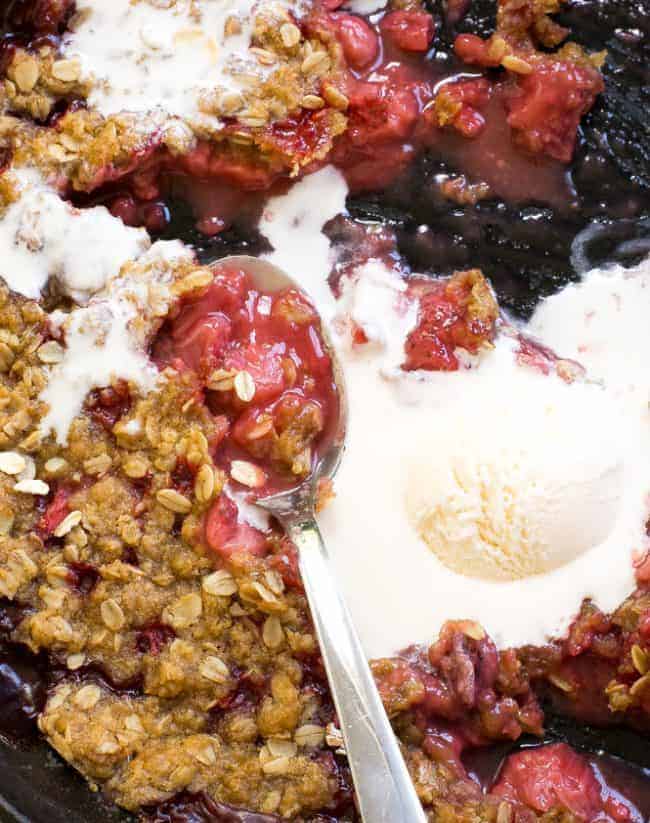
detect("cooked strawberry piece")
[454,105,488,139]
[186,270,249,317]
[331,71,421,191]
[110,193,169,234]
[86,383,132,431]
[205,495,268,559]
[154,271,253,375]
[422,727,469,778]
[564,602,613,658]
[168,312,232,376]
[329,12,379,69]
[222,343,286,404]
[109,195,139,227]
[205,493,238,546]
[347,81,419,146]
[455,33,503,68]
[345,148,417,192]
[231,407,273,451]
[136,623,176,656]
[177,142,280,190]
[492,743,634,821]
[380,11,435,53]
[424,621,502,725]
[37,487,70,537]
[294,328,332,380]
[351,324,369,345]
[428,77,492,138]
[406,305,467,370]
[268,540,303,591]
[505,61,604,163]
[429,77,490,133]
[404,269,498,372]
[140,201,169,234]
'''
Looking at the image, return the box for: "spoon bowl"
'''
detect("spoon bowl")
[211,255,348,516]
[210,255,427,823]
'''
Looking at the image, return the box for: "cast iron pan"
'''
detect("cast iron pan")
[0,0,649,820]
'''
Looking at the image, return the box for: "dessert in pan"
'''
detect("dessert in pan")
[0,0,648,820]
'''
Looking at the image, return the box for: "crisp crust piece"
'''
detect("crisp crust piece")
[0,0,351,187]
[0,276,342,815]
[4,48,90,122]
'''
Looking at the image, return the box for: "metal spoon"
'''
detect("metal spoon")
[213,256,427,823]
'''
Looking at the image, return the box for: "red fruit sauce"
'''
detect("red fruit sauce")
[88,0,600,233]
[152,261,339,558]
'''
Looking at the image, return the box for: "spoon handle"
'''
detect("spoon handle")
[283,516,428,823]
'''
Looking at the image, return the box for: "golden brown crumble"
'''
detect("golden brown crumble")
[463,0,606,75]
[0,3,351,186]
[40,679,334,814]
[437,174,492,206]
[5,109,162,192]
[3,46,91,123]
[0,261,346,815]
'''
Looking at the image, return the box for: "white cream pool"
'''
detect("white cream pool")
[259,169,650,658]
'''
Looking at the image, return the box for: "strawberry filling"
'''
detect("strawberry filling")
[403,269,498,372]
[329,13,379,69]
[492,743,635,821]
[153,262,338,558]
[204,494,268,559]
[504,61,605,163]
[37,487,70,537]
[379,11,435,53]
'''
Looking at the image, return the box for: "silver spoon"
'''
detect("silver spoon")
[213,256,427,823]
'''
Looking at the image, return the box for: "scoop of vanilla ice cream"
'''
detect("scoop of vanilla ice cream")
[310,257,647,656]
[405,384,625,581]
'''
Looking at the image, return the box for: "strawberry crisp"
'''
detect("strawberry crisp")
[0,0,648,821]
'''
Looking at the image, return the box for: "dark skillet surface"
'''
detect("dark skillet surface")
[176,0,650,319]
[348,0,650,319]
[0,0,649,820]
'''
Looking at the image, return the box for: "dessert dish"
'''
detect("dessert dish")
[0,0,648,820]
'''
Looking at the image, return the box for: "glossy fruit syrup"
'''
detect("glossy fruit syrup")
[152,260,339,562]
